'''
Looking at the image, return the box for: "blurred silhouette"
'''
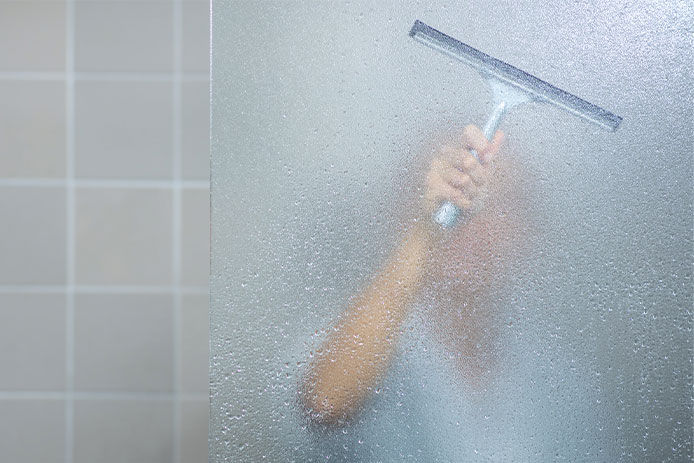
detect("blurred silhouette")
[302,124,534,424]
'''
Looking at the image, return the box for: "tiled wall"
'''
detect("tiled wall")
[0,2,209,462]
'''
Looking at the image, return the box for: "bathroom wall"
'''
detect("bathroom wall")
[0,2,209,462]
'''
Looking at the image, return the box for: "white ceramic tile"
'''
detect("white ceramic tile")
[0,187,66,284]
[181,293,209,393]
[0,294,66,390]
[182,81,210,180]
[0,81,65,178]
[75,81,173,179]
[75,1,173,72]
[180,399,209,463]
[75,293,174,392]
[75,188,172,285]
[182,1,209,73]
[0,400,65,463]
[74,399,173,463]
[182,188,209,286]
[0,2,65,71]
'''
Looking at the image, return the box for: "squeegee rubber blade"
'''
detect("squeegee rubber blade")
[409,20,622,131]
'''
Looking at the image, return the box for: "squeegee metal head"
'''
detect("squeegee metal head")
[409,20,622,131]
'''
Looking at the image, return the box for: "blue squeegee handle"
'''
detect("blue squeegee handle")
[433,101,507,228]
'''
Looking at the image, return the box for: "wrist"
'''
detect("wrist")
[406,216,441,247]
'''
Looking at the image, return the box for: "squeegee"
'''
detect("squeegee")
[409,20,622,228]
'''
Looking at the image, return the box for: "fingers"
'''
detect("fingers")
[462,124,489,153]
[480,130,505,164]
[441,182,472,210]
[422,125,504,217]
[445,149,485,186]
[462,125,505,164]
[440,166,477,197]
[427,157,481,212]
[431,176,472,211]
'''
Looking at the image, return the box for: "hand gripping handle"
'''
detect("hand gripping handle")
[433,101,507,227]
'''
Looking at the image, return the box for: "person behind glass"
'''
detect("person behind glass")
[302,124,532,424]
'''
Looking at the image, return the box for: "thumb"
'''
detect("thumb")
[480,130,505,164]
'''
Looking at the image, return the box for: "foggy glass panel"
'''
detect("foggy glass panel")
[210,1,692,461]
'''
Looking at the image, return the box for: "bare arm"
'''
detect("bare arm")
[301,125,503,423]
[302,221,436,423]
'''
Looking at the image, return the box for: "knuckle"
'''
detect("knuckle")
[463,124,477,139]
[429,159,443,173]
[440,147,456,163]
[426,172,440,188]
[447,171,464,189]
[455,196,471,209]
[436,178,450,194]
[462,154,477,170]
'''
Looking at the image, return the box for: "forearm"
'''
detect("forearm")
[303,221,435,422]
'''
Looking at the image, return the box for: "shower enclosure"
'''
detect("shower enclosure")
[210,1,692,461]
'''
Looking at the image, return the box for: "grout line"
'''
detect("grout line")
[0,285,209,294]
[0,72,65,81]
[65,2,75,462]
[0,178,209,189]
[0,71,209,82]
[0,392,209,401]
[172,1,184,462]
[75,72,210,82]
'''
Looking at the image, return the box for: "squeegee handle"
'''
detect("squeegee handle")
[433,102,507,228]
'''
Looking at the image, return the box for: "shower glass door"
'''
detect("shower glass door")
[210,1,692,461]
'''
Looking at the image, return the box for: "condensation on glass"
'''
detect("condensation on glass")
[210,1,693,461]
